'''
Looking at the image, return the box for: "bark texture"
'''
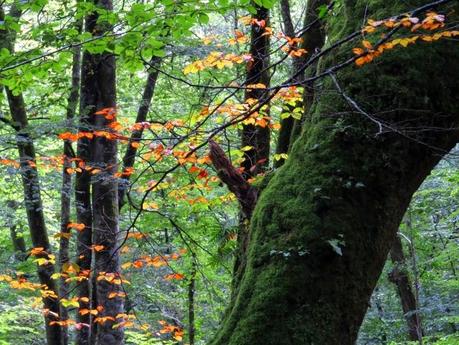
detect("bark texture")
[275,0,328,167]
[75,31,95,345]
[389,235,423,341]
[241,4,271,179]
[58,23,82,345]
[231,3,272,295]
[80,1,123,344]
[118,57,161,209]
[1,5,63,345]
[7,91,63,345]
[211,1,459,344]
[209,140,257,219]
[277,0,329,162]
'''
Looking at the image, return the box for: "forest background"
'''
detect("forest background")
[0,0,457,344]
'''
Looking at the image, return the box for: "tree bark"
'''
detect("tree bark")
[1,5,63,345]
[58,21,82,345]
[231,3,271,295]
[241,4,271,179]
[7,90,63,345]
[211,1,459,344]
[389,235,423,342]
[275,0,329,167]
[118,57,161,209]
[75,32,95,345]
[80,1,123,344]
[6,200,27,259]
[288,0,328,147]
[188,257,197,345]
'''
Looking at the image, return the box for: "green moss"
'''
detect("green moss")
[211,1,459,344]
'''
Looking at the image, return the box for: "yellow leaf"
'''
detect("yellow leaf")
[362,40,373,49]
[247,83,266,89]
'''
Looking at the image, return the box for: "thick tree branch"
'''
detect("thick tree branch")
[209,140,257,219]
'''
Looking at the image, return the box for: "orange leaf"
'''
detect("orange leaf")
[92,245,105,252]
[67,223,86,232]
[164,273,185,281]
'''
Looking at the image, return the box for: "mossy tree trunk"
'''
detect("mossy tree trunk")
[211,1,459,344]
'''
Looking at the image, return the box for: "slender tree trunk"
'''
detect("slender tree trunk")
[232,3,271,294]
[75,44,94,345]
[80,1,123,344]
[275,0,328,167]
[188,258,197,345]
[211,1,459,344]
[59,145,72,345]
[1,5,63,345]
[118,57,161,209]
[288,0,328,146]
[9,224,27,255]
[241,4,271,179]
[7,91,64,345]
[275,0,304,167]
[6,200,27,258]
[389,235,423,342]
[58,24,82,345]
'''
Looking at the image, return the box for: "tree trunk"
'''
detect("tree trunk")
[58,23,82,345]
[188,258,197,345]
[118,57,161,209]
[233,3,271,294]
[75,32,95,345]
[1,5,63,345]
[80,1,123,344]
[241,4,271,179]
[275,0,302,168]
[7,91,64,345]
[211,1,459,344]
[9,224,27,255]
[6,200,27,259]
[389,235,423,342]
[275,0,329,166]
